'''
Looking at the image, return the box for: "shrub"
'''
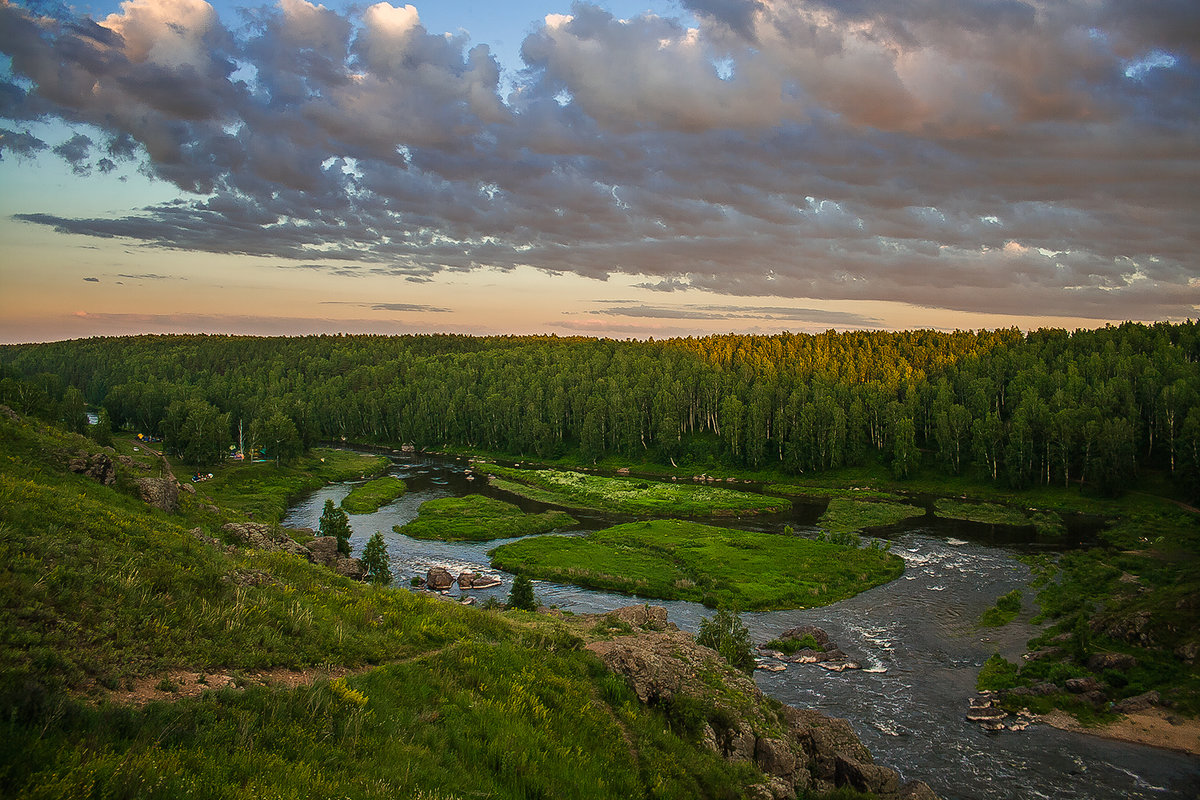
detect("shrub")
[697,608,755,674]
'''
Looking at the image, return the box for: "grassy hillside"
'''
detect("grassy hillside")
[0,411,766,799]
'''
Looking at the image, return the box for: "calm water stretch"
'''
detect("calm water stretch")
[284,452,1200,800]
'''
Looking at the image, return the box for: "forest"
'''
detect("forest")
[2,322,1198,502]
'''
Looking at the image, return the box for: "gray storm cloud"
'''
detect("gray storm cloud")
[1,0,1197,320]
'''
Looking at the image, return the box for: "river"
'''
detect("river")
[283,452,1200,800]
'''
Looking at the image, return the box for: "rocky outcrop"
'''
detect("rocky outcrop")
[300,534,365,579]
[585,606,939,800]
[220,523,365,580]
[135,477,179,512]
[223,522,311,559]
[68,452,116,486]
[757,625,862,672]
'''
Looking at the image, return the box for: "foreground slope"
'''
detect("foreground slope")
[0,408,937,799]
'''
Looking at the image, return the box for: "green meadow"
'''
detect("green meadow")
[396,494,577,541]
[817,498,926,535]
[341,475,407,514]
[489,519,904,610]
[481,464,790,516]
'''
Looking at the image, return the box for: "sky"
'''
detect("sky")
[0,0,1197,343]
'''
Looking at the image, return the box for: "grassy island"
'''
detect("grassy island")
[934,498,1065,537]
[489,519,904,610]
[341,475,407,514]
[395,494,577,541]
[817,498,926,535]
[480,465,790,517]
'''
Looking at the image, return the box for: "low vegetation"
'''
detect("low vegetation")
[978,507,1200,719]
[817,498,926,535]
[0,410,769,799]
[979,589,1023,627]
[179,446,390,522]
[934,498,1065,537]
[765,483,905,502]
[341,475,407,514]
[395,494,576,541]
[481,464,790,516]
[489,519,905,610]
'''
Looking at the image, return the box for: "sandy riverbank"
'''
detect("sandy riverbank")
[1042,708,1200,756]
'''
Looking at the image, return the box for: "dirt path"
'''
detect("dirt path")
[1041,708,1200,756]
[96,665,365,707]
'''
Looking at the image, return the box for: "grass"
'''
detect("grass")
[0,411,770,800]
[395,494,576,541]
[176,446,391,523]
[977,506,1200,719]
[979,589,1023,627]
[934,498,1065,537]
[489,519,905,610]
[341,475,407,514]
[763,634,825,655]
[817,499,926,535]
[479,464,790,517]
[765,483,905,502]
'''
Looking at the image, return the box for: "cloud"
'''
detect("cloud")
[586,303,879,327]
[0,127,47,159]
[1,0,1197,323]
[320,300,452,313]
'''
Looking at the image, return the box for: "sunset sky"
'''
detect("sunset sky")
[1,0,1197,343]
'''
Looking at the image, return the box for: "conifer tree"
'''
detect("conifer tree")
[507,574,536,611]
[361,531,392,585]
[319,498,352,556]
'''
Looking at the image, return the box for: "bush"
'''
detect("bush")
[697,608,755,674]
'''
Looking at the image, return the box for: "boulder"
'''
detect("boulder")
[68,452,116,486]
[1087,652,1138,672]
[468,574,502,589]
[305,535,341,567]
[835,756,900,797]
[900,781,941,800]
[335,557,366,581]
[608,604,672,631]
[179,482,196,495]
[458,571,480,588]
[1113,690,1161,714]
[135,477,179,512]
[427,567,454,591]
[1065,676,1102,694]
[776,626,834,650]
[1175,641,1199,664]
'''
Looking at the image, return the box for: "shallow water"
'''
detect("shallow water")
[284,453,1200,800]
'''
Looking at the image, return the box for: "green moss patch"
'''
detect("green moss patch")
[817,499,925,535]
[341,475,407,514]
[489,519,904,610]
[481,465,789,517]
[395,494,576,541]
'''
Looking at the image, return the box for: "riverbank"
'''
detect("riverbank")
[1042,708,1200,757]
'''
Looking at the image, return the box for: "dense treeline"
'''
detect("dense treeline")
[2,323,1199,499]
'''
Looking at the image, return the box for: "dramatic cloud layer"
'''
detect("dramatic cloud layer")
[2,0,1197,320]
